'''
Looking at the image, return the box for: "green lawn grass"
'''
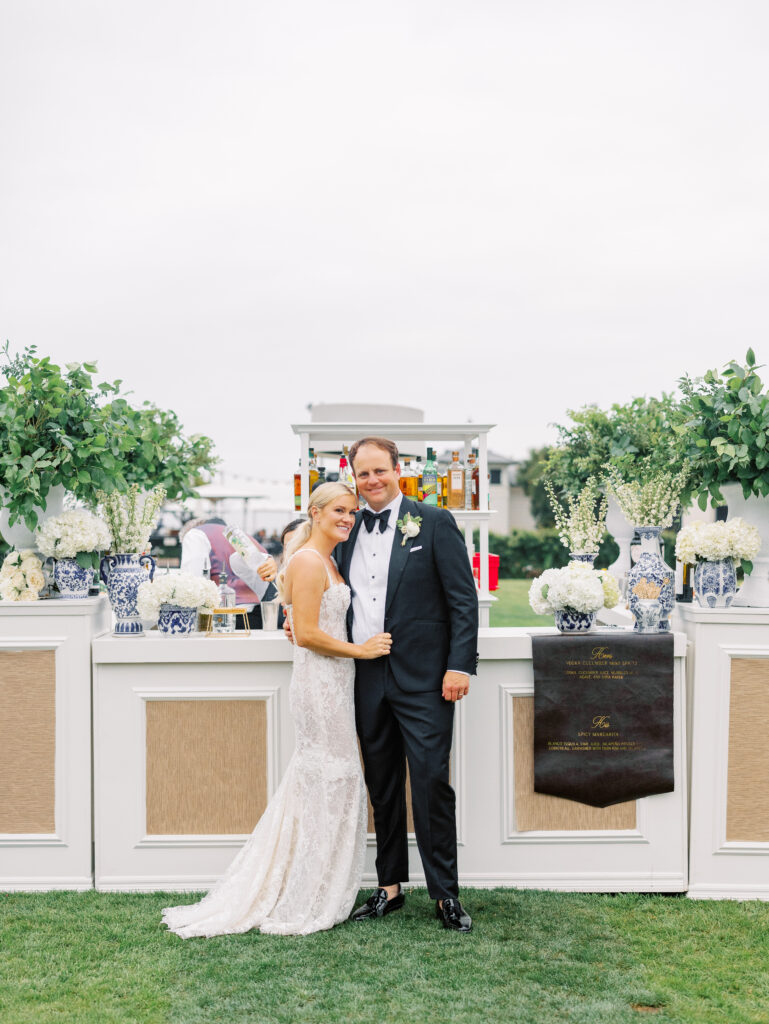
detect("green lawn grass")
[489,578,544,628]
[1,890,767,1023]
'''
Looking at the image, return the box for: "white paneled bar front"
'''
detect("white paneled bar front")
[91,628,688,893]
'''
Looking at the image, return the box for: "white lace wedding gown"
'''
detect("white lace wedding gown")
[162,560,367,938]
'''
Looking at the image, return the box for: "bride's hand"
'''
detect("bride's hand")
[358,633,392,659]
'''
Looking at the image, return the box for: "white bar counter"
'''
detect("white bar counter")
[0,596,111,890]
[92,626,689,894]
[678,605,769,900]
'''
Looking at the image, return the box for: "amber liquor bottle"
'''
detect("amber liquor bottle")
[446,451,466,509]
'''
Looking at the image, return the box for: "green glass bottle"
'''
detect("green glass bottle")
[421,447,438,506]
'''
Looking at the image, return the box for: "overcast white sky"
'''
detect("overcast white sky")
[2,1,768,480]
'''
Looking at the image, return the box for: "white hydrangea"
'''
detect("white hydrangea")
[528,568,562,615]
[36,509,112,559]
[136,573,220,622]
[528,563,616,616]
[675,517,762,564]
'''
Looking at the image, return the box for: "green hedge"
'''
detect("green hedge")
[483,528,676,579]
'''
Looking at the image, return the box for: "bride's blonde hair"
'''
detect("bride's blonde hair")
[276,481,356,601]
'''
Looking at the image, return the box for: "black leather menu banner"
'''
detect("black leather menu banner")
[531,633,674,808]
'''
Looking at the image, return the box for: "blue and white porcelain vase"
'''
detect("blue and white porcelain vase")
[100,553,156,636]
[53,557,92,599]
[635,598,662,634]
[554,609,596,633]
[157,604,197,636]
[569,552,598,566]
[693,558,737,609]
[628,526,675,633]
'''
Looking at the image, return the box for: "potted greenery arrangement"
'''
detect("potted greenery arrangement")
[0,344,218,549]
[674,349,769,606]
[528,562,620,632]
[0,344,121,547]
[98,484,166,635]
[545,395,686,578]
[35,509,111,599]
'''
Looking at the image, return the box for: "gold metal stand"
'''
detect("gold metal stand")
[204,607,251,636]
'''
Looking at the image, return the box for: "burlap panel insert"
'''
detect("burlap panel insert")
[513,696,636,832]
[146,699,268,835]
[0,649,56,834]
[727,658,769,843]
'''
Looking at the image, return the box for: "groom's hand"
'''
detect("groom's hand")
[442,671,470,702]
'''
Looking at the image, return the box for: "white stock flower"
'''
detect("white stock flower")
[403,520,420,538]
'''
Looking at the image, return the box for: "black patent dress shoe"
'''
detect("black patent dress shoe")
[350,887,405,921]
[436,897,472,932]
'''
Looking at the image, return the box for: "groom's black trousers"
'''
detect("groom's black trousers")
[355,656,458,901]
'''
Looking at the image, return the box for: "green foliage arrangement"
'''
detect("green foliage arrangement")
[674,349,769,508]
[0,344,218,532]
[546,394,684,495]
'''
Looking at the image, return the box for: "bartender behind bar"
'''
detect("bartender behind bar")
[180,516,278,629]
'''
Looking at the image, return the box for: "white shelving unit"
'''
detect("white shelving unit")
[291,423,498,626]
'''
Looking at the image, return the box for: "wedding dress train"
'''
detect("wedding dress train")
[162,573,366,937]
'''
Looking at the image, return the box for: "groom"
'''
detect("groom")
[338,437,478,932]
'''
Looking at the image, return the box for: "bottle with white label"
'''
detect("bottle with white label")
[213,569,236,633]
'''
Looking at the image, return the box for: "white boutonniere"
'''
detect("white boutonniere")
[396,512,422,546]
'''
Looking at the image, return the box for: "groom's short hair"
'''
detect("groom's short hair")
[349,436,399,472]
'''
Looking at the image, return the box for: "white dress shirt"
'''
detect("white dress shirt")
[349,492,403,646]
[348,493,469,678]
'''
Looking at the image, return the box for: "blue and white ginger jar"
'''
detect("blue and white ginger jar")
[554,609,596,632]
[693,558,737,609]
[157,604,197,636]
[54,557,92,599]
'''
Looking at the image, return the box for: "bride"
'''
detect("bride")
[162,483,392,937]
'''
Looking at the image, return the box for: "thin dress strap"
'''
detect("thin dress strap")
[287,547,335,587]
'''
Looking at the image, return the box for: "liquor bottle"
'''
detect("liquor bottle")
[413,454,424,501]
[675,561,693,603]
[312,466,326,492]
[399,458,419,499]
[421,447,438,506]
[308,448,319,492]
[213,569,236,633]
[338,446,355,492]
[471,451,480,511]
[446,451,466,509]
[465,453,476,510]
[438,469,446,508]
[293,458,302,512]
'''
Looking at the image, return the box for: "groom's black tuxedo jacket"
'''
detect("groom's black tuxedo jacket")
[335,498,479,692]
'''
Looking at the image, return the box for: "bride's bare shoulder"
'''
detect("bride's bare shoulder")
[285,548,326,582]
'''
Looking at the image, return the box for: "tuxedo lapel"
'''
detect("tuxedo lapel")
[385,498,418,615]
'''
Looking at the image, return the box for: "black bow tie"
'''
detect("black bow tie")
[362,508,391,534]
